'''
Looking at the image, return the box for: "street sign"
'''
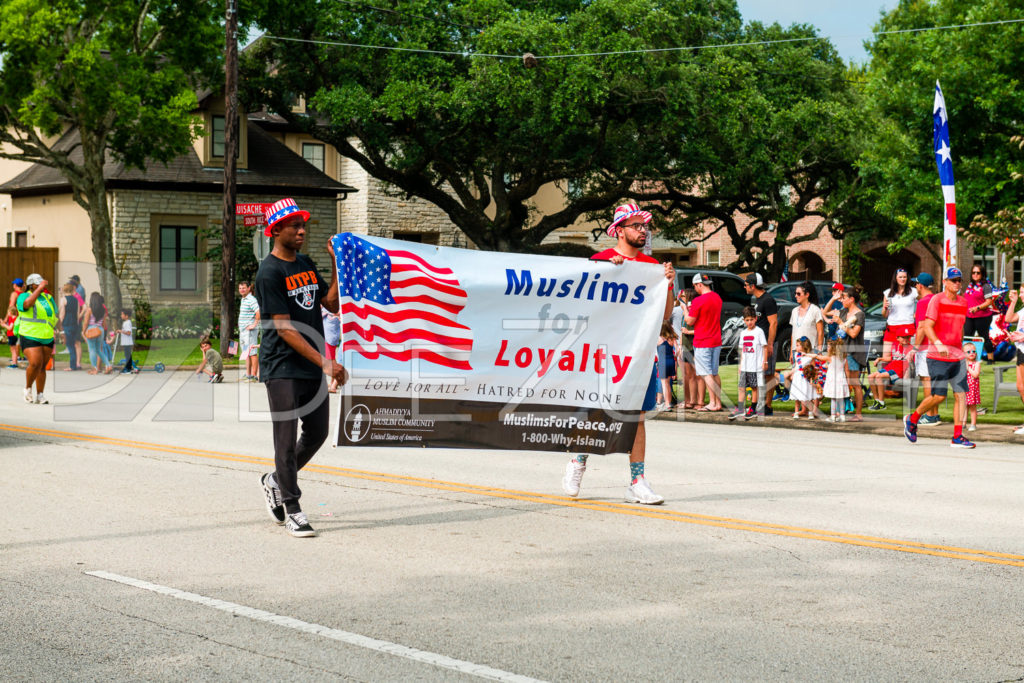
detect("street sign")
[253,230,272,262]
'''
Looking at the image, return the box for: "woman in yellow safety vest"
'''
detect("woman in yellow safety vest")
[17,273,58,404]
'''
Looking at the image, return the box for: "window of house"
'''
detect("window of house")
[392,232,439,245]
[211,116,225,158]
[11,231,28,247]
[302,143,325,172]
[973,247,996,279]
[706,250,720,267]
[159,225,198,291]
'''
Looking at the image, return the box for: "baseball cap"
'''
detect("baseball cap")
[11,277,23,286]
[692,273,711,286]
[945,266,963,280]
[911,272,934,287]
[25,273,42,286]
[831,282,844,291]
[744,273,764,287]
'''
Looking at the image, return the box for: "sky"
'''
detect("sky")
[735,0,897,64]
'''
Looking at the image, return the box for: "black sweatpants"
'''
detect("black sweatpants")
[265,377,330,513]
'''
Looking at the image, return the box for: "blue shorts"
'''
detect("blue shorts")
[927,358,968,397]
[642,363,659,411]
[694,346,721,376]
[847,356,863,372]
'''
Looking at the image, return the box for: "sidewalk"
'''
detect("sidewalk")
[651,404,1024,445]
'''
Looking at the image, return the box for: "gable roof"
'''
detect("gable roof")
[0,122,356,198]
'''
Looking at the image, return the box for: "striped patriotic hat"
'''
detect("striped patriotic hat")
[263,198,311,236]
[607,202,652,236]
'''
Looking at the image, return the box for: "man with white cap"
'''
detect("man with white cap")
[561,202,674,505]
[254,198,349,537]
[685,272,724,411]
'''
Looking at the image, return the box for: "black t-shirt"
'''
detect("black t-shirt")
[254,253,327,381]
[752,291,779,346]
[63,295,79,325]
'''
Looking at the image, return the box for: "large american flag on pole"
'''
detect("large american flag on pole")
[933,80,957,271]
[333,234,473,370]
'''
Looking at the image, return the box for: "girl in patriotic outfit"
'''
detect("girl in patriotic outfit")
[881,268,917,360]
[821,338,849,422]
[964,342,982,431]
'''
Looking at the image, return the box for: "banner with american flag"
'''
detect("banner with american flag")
[329,233,667,455]
[933,81,957,271]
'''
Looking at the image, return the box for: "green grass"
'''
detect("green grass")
[128,338,242,367]
[675,361,1024,426]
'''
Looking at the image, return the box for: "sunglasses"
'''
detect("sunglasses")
[949,278,963,283]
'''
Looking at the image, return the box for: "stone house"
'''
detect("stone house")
[0,96,355,311]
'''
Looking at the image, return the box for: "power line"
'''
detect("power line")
[262,16,1024,60]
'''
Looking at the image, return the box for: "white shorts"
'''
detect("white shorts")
[239,328,259,359]
[915,351,930,378]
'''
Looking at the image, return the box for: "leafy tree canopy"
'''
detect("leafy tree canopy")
[244,0,872,275]
[0,0,223,306]
[860,0,1024,256]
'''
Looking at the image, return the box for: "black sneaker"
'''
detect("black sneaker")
[868,400,886,411]
[285,511,316,538]
[743,406,758,421]
[763,406,774,417]
[260,473,286,525]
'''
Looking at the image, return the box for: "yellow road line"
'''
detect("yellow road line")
[5,422,1024,568]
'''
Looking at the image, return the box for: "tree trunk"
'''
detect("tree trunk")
[84,185,122,316]
[78,130,122,315]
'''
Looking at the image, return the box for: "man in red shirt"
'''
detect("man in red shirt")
[685,274,724,411]
[904,267,974,448]
[562,203,674,505]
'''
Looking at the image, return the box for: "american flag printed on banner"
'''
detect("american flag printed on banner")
[933,80,957,271]
[334,234,473,370]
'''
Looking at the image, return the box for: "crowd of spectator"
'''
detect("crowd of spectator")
[659,265,1024,441]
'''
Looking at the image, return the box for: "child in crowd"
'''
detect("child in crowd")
[787,336,819,419]
[2,305,17,368]
[118,308,137,374]
[730,306,768,421]
[822,338,850,422]
[195,336,224,383]
[965,342,982,431]
[867,333,911,411]
[656,321,678,410]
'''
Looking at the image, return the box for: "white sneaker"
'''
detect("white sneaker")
[23,387,33,403]
[562,460,586,497]
[34,392,48,405]
[284,511,316,538]
[1014,425,1024,435]
[626,475,664,505]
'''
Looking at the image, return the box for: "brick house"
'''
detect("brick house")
[0,98,355,310]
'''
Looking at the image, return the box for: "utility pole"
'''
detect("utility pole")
[220,0,238,358]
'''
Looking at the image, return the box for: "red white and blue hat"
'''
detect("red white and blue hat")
[607,202,653,236]
[263,198,311,236]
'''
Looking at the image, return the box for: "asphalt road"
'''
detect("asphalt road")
[4,369,1024,681]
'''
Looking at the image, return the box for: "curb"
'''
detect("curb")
[650,406,1024,445]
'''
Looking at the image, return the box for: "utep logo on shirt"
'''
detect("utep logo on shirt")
[284,270,319,310]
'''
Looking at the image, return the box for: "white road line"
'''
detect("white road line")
[86,570,545,683]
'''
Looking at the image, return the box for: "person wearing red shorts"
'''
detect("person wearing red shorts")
[881,268,917,360]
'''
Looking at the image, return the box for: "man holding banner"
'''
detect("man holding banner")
[561,203,675,505]
[255,198,349,538]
